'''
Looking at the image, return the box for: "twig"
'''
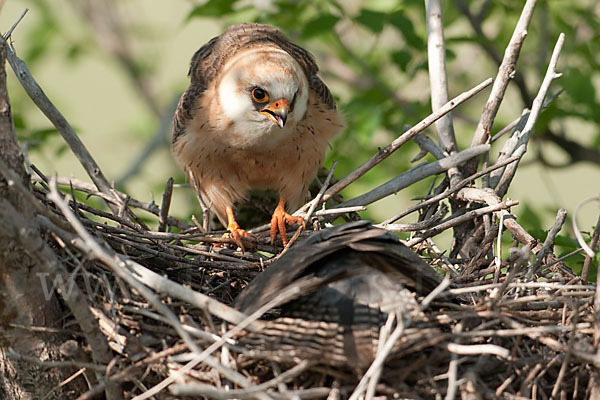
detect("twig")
[0,200,119,398]
[551,303,579,398]
[316,78,492,204]
[170,360,311,398]
[572,194,599,259]
[47,179,268,400]
[413,132,447,160]
[469,0,537,154]
[2,9,29,40]
[582,214,600,281]
[456,187,575,277]
[277,162,339,256]
[158,177,174,232]
[3,38,123,215]
[526,208,567,279]
[188,169,211,231]
[425,0,460,187]
[382,154,520,225]
[137,276,325,400]
[490,91,560,145]
[348,315,405,400]
[495,33,566,197]
[47,178,200,353]
[454,0,533,106]
[340,144,490,208]
[446,343,510,359]
[378,204,447,232]
[406,199,519,247]
[41,214,262,329]
[40,176,190,230]
[489,245,530,307]
[171,386,329,400]
[7,349,107,372]
[421,274,452,310]
[305,161,337,221]
[445,323,462,400]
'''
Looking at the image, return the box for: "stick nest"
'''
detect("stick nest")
[25,169,596,400]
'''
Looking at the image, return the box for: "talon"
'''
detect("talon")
[224,206,253,252]
[270,198,305,247]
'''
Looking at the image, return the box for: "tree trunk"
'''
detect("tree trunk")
[0,40,76,400]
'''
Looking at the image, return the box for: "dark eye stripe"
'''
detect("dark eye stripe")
[290,90,298,112]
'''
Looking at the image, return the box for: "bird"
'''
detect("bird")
[234,221,445,368]
[172,23,344,248]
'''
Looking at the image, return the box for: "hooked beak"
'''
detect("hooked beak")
[260,98,289,128]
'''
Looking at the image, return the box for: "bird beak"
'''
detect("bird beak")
[260,98,289,128]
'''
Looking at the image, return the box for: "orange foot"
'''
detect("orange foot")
[223,206,253,252]
[270,198,305,247]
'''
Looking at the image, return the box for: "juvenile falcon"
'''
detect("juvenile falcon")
[172,23,343,247]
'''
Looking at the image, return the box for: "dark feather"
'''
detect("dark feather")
[235,220,442,314]
[234,221,445,368]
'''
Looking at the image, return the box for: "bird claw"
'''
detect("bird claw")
[222,227,253,253]
[270,207,305,247]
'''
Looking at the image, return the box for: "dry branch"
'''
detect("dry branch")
[317,78,492,204]
[2,38,124,216]
[341,144,489,208]
[425,0,461,188]
[495,33,566,197]
[469,0,537,152]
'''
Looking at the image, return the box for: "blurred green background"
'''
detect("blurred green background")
[1,0,599,272]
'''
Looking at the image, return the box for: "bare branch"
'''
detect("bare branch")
[158,177,174,232]
[425,0,461,187]
[495,33,565,197]
[572,195,599,259]
[383,154,520,225]
[526,208,567,280]
[340,144,490,209]
[582,214,600,281]
[405,198,519,247]
[425,0,457,154]
[454,0,533,106]
[320,78,492,204]
[3,39,123,214]
[469,0,537,159]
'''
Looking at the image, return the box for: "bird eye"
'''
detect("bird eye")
[251,87,269,103]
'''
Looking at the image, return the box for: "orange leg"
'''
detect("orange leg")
[270,198,305,247]
[224,206,252,251]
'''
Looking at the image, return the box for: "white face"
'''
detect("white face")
[217,48,309,148]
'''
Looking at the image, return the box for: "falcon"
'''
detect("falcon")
[172,23,343,248]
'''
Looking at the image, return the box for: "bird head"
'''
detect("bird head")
[217,47,309,143]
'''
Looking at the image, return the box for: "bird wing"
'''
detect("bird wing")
[234,220,443,314]
[235,221,446,368]
[173,23,336,143]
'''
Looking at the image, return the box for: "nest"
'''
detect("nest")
[16,171,594,400]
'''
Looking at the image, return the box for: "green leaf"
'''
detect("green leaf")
[302,14,339,39]
[355,9,387,33]
[389,13,424,49]
[563,68,597,111]
[187,0,237,18]
[391,50,411,72]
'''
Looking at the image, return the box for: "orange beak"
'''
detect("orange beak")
[260,98,289,128]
